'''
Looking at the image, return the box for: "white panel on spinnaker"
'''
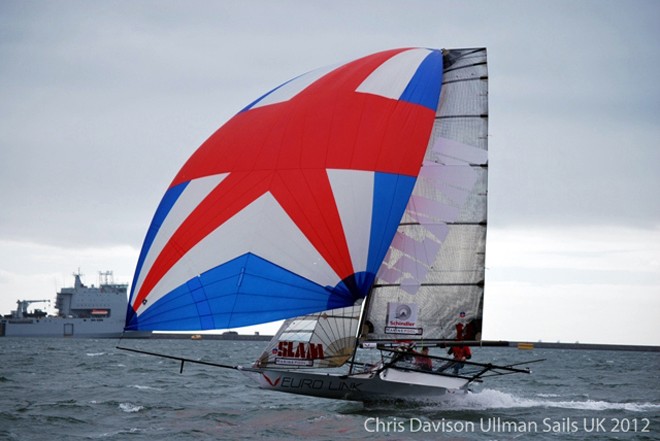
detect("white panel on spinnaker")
[356,48,431,100]
[133,173,229,300]
[137,192,339,316]
[326,169,374,273]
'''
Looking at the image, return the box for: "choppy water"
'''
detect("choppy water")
[1,338,658,440]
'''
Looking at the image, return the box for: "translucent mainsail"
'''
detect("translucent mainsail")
[363,48,488,343]
[255,305,362,369]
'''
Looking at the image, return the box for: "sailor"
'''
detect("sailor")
[445,345,471,373]
[413,346,433,371]
[438,323,472,374]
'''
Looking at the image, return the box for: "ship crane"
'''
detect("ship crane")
[14,300,50,318]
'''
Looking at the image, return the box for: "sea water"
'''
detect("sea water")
[1,338,658,440]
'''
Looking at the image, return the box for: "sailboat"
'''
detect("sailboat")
[120,47,539,402]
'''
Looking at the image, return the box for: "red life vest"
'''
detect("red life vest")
[450,345,471,360]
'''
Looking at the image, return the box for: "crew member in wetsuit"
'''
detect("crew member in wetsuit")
[438,323,472,374]
[413,346,433,371]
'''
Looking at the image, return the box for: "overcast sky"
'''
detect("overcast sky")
[1,0,658,345]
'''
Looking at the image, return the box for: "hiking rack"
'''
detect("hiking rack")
[368,346,545,384]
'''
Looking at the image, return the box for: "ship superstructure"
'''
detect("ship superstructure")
[1,271,128,338]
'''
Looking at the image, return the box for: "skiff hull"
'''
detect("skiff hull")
[241,367,470,402]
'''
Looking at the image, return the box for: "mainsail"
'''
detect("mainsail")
[363,48,488,343]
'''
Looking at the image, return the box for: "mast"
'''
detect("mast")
[348,289,374,374]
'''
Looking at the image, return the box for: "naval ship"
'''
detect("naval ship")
[1,271,130,338]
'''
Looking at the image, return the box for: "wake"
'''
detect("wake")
[431,389,660,412]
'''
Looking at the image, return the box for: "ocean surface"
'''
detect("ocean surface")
[1,338,658,441]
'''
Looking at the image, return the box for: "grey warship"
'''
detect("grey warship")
[1,271,128,338]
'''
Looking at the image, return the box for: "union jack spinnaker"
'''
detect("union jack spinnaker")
[126,48,448,331]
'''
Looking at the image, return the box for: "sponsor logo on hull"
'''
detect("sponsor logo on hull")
[261,373,363,393]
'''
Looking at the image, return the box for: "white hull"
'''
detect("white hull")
[242,367,469,402]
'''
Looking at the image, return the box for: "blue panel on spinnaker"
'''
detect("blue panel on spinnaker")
[132,183,188,293]
[400,50,443,111]
[366,172,417,274]
[325,171,418,310]
[326,271,374,310]
[125,253,359,331]
[125,182,188,328]
[281,171,417,315]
